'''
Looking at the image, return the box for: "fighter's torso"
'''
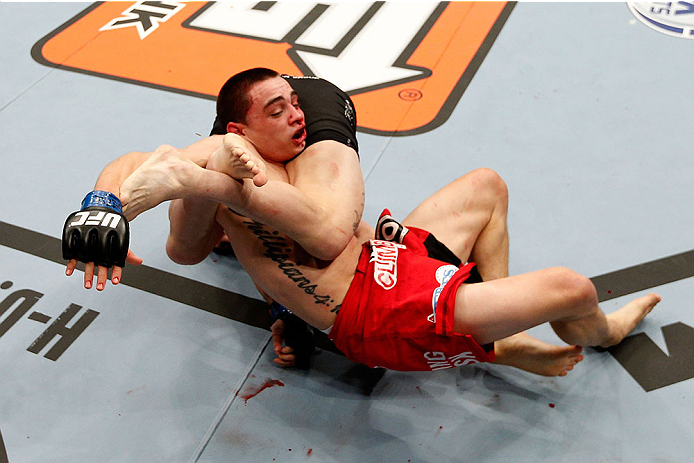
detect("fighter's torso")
[214,161,371,330]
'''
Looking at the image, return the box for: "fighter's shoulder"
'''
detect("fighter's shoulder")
[281,74,335,91]
[281,74,322,82]
[287,140,360,176]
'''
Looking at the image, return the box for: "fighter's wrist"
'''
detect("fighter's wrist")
[270,301,293,322]
[81,190,123,214]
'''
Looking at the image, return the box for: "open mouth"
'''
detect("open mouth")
[292,126,306,144]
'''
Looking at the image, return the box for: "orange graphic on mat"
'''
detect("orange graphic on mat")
[33,1,513,136]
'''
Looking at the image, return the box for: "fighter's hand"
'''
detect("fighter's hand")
[65,250,142,291]
[269,302,316,369]
[271,319,297,367]
[62,190,142,291]
[207,133,267,187]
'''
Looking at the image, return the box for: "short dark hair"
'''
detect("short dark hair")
[216,67,280,126]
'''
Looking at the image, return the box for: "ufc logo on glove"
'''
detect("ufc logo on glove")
[68,211,123,229]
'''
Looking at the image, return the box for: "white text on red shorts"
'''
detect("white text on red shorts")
[424,351,480,370]
[369,239,405,290]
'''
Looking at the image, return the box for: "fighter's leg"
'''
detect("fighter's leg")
[401,169,586,375]
[453,267,660,347]
[208,133,267,187]
[119,144,204,220]
[493,331,584,377]
[402,168,508,281]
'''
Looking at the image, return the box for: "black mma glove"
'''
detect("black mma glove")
[62,190,130,268]
[270,302,316,370]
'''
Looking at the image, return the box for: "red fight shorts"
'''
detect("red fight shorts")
[328,210,495,371]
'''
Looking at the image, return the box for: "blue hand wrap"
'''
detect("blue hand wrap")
[81,190,123,214]
[270,301,293,321]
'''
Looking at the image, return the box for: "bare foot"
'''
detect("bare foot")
[493,331,584,377]
[600,293,661,348]
[120,144,201,220]
[208,133,267,187]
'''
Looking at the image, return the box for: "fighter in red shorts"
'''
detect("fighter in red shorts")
[330,210,494,371]
[64,68,660,378]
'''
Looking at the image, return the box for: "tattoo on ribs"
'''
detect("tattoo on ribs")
[352,210,360,233]
[352,192,365,232]
[244,220,339,311]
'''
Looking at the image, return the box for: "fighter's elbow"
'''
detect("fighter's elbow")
[310,227,351,261]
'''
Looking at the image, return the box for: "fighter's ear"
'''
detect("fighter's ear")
[226,121,245,135]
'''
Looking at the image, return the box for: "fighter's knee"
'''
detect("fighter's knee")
[548,267,598,312]
[468,168,508,205]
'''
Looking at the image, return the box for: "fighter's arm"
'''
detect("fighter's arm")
[285,140,364,260]
[64,136,225,290]
[67,131,359,284]
[195,134,362,261]
[64,150,155,290]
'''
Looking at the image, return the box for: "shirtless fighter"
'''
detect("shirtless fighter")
[65,68,365,368]
[63,69,660,376]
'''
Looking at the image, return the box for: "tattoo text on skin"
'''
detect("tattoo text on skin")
[243,220,340,313]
